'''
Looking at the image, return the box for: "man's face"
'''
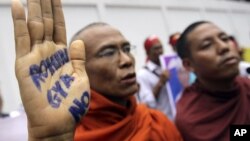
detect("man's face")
[79,25,138,99]
[186,23,240,81]
[148,40,163,65]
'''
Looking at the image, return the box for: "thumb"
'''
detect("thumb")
[69,40,86,74]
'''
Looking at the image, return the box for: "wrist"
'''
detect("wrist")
[28,127,75,141]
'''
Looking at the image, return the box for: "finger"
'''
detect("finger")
[69,40,86,74]
[27,0,44,46]
[41,0,53,41]
[11,0,30,59]
[52,0,67,45]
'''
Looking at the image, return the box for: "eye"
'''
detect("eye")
[221,35,230,42]
[200,40,212,49]
[122,45,131,53]
[98,48,116,57]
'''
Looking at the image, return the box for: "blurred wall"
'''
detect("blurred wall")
[0,0,250,112]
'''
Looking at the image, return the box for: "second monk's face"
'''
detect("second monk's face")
[187,23,240,81]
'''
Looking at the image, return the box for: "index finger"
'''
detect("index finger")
[52,0,67,45]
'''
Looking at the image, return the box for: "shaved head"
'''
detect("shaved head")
[70,23,138,101]
[70,22,122,61]
[71,22,109,44]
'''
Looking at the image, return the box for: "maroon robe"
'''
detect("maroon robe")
[176,76,250,141]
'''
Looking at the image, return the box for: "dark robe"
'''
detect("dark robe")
[75,90,183,141]
[176,76,250,141]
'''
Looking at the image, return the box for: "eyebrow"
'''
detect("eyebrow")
[100,44,116,50]
[121,42,130,47]
[218,32,227,37]
[200,31,227,42]
[97,41,131,52]
[101,41,130,49]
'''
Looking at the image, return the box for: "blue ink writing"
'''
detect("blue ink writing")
[52,81,68,98]
[69,91,90,122]
[29,65,45,91]
[60,74,74,89]
[47,89,62,108]
[29,49,69,91]
[47,74,74,108]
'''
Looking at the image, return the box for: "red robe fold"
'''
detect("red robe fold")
[75,90,182,141]
[176,77,250,141]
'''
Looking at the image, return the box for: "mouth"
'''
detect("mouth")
[121,73,136,84]
[220,56,239,66]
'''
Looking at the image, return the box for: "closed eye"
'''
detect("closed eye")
[200,40,212,49]
[98,47,116,57]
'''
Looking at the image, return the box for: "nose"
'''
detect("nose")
[118,51,133,68]
[216,39,230,55]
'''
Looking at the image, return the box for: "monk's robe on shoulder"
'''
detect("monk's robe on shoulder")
[176,77,250,141]
[75,90,182,141]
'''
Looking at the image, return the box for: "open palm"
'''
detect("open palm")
[11,0,90,140]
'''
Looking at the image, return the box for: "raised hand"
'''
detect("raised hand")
[159,69,170,84]
[11,0,90,140]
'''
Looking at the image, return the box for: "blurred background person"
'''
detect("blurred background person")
[169,32,181,52]
[137,35,174,120]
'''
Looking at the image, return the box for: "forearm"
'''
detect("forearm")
[152,69,169,98]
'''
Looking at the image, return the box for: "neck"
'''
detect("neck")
[150,60,160,66]
[198,76,236,92]
[104,95,128,107]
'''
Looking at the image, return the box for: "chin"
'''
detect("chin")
[130,83,139,94]
[120,84,139,98]
[221,69,239,81]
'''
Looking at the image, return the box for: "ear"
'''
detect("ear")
[182,58,195,72]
